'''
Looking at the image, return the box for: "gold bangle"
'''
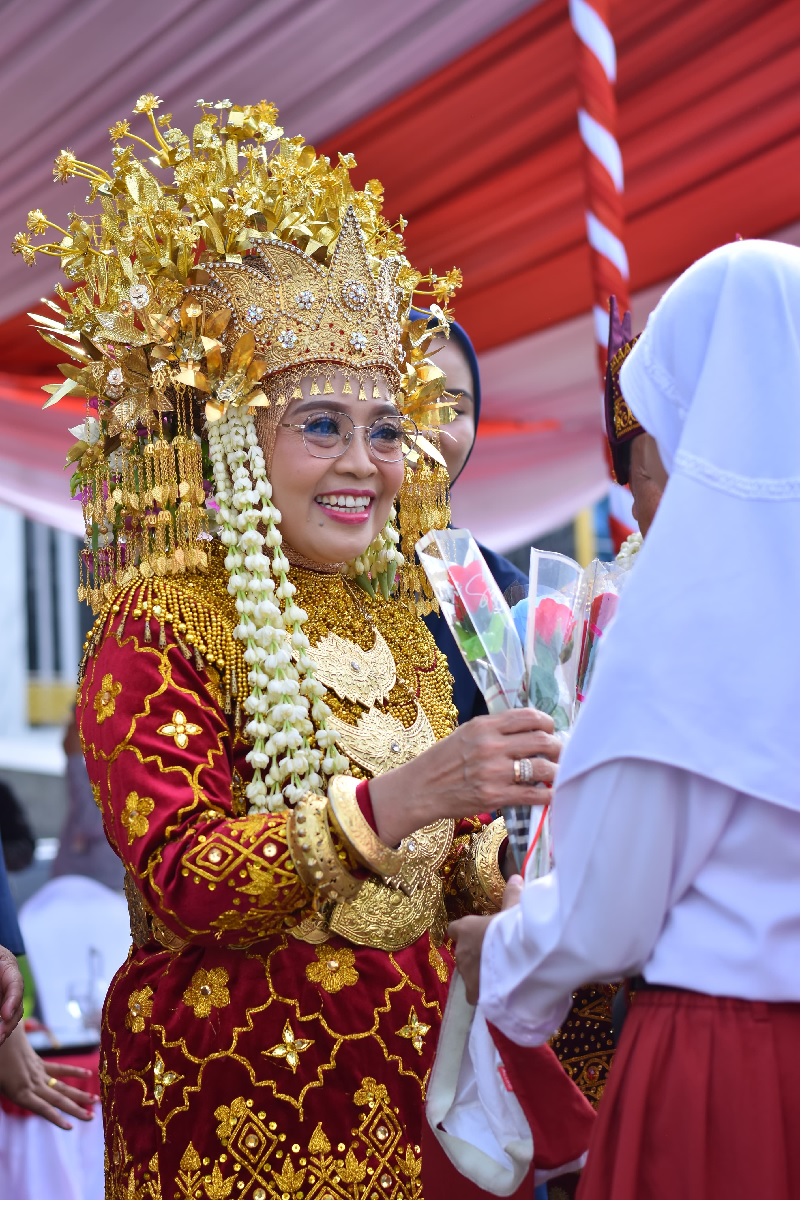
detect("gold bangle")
[287,792,363,909]
[454,816,508,914]
[326,775,405,878]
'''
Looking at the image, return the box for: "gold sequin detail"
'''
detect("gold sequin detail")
[153,1052,181,1103]
[264,1021,314,1073]
[157,708,202,749]
[395,1007,430,1055]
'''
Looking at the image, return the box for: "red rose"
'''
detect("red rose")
[589,591,618,637]
[447,561,495,616]
[533,597,575,646]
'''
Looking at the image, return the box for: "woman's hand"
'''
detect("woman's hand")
[0,945,24,1045]
[0,1023,98,1129]
[370,708,561,848]
[448,914,492,1006]
[448,875,524,1005]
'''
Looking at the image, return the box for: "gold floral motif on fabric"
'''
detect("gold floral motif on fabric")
[395,1007,430,1055]
[264,1020,314,1073]
[121,791,155,843]
[125,986,153,1033]
[157,708,202,748]
[310,628,397,708]
[305,943,360,993]
[94,672,121,723]
[182,967,231,1018]
[428,939,449,983]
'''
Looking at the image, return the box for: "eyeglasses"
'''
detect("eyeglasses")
[280,410,418,462]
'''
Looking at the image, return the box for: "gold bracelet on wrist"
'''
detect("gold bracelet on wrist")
[454,815,508,914]
[287,792,363,909]
[326,775,405,879]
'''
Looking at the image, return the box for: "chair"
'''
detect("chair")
[18,874,130,1038]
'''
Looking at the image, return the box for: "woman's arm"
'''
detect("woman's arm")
[79,611,314,947]
[462,760,734,1044]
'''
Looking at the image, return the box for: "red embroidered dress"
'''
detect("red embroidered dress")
[78,558,502,1200]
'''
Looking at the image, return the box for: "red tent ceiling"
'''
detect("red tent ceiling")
[319,0,798,350]
[0,0,797,543]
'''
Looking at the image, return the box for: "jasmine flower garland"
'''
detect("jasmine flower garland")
[207,408,348,812]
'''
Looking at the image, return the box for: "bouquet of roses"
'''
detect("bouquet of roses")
[418,529,552,870]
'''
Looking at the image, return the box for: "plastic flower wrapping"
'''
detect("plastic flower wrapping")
[416,529,536,871]
[575,559,626,705]
[419,534,641,877]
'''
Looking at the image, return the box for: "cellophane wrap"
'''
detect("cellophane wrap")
[522,551,587,878]
[416,529,532,868]
[575,559,626,706]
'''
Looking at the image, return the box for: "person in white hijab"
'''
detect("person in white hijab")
[449,238,800,1201]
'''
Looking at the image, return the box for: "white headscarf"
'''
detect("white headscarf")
[559,239,800,812]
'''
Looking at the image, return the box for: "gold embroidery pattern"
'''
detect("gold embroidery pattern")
[549,983,617,1106]
[305,944,359,993]
[182,967,230,1018]
[157,708,202,748]
[106,1124,162,1200]
[395,1007,430,1055]
[126,986,153,1033]
[214,1096,281,1199]
[94,672,121,723]
[264,1020,314,1073]
[206,1080,424,1199]
[153,1051,181,1103]
[428,941,449,983]
[121,791,155,843]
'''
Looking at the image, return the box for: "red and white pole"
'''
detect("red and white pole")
[569,0,635,543]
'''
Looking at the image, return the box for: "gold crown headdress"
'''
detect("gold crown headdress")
[14,96,461,811]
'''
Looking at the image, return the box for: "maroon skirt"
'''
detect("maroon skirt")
[578,988,800,1200]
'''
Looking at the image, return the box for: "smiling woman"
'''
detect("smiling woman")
[269,383,407,566]
[17,97,563,1200]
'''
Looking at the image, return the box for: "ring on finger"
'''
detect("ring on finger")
[46,1076,58,1089]
[513,757,534,785]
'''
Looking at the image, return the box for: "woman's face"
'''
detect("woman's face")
[432,337,477,483]
[267,374,405,565]
[629,433,669,536]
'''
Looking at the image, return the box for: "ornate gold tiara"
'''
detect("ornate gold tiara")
[12,97,462,608]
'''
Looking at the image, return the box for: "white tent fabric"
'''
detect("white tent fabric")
[0,0,536,325]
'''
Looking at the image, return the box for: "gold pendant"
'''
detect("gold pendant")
[309,628,397,708]
[334,700,435,777]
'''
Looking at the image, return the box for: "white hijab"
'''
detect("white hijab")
[559,239,800,812]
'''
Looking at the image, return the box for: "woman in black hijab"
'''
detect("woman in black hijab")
[420,316,527,725]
